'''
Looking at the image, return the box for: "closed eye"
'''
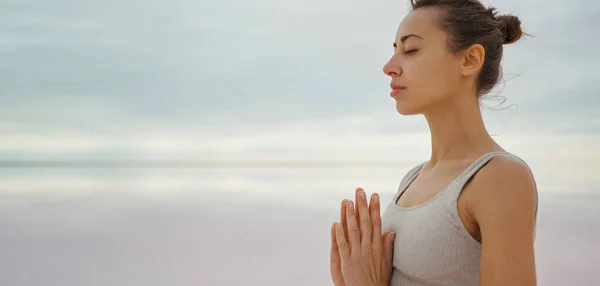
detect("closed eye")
[403,49,418,55]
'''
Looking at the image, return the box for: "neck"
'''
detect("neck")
[423,93,498,165]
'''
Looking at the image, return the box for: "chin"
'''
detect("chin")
[395,102,422,116]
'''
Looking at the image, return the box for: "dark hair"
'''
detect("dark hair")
[411,0,525,95]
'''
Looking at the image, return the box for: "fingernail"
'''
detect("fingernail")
[374,193,379,203]
[348,200,353,209]
[360,190,366,200]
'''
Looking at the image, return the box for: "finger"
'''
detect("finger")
[357,189,372,249]
[380,231,391,259]
[381,230,391,241]
[355,188,361,226]
[340,199,349,242]
[345,200,361,254]
[330,222,340,261]
[330,222,343,283]
[335,222,350,259]
[370,193,383,247]
[383,231,396,267]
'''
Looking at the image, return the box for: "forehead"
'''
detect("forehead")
[396,7,444,41]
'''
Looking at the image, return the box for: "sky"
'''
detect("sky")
[1,0,599,193]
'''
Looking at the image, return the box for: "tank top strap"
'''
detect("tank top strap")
[449,151,516,192]
[446,151,535,204]
[397,161,427,194]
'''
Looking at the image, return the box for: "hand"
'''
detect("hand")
[330,188,364,286]
[330,188,395,286]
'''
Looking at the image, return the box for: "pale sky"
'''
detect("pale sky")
[1,0,599,192]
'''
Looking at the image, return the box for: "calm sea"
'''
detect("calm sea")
[0,166,598,285]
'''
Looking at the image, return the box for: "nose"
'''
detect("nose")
[383,55,402,77]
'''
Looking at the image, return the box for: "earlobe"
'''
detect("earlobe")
[460,44,485,76]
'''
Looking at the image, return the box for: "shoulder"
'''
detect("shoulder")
[468,153,538,225]
[473,154,537,197]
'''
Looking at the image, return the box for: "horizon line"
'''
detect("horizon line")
[0,159,415,169]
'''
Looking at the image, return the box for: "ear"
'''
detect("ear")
[460,44,485,76]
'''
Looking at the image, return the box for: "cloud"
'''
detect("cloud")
[0,0,597,161]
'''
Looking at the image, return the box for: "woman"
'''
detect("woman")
[329,0,538,285]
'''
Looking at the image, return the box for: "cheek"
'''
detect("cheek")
[406,54,453,101]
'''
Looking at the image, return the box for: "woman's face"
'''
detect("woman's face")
[383,7,465,115]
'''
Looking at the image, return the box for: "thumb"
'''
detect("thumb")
[383,231,395,266]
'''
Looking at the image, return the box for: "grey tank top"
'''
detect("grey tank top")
[381,151,536,286]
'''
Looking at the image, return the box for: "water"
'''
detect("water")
[0,167,598,285]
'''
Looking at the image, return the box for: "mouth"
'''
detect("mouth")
[390,84,407,97]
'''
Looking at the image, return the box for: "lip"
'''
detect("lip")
[390,83,407,97]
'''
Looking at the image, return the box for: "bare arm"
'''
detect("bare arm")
[469,156,538,286]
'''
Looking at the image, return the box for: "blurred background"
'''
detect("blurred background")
[1,0,599,285]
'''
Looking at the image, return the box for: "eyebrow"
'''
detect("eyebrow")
[393,34,423,48]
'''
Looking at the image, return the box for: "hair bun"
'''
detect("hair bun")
[496,14,523,44]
